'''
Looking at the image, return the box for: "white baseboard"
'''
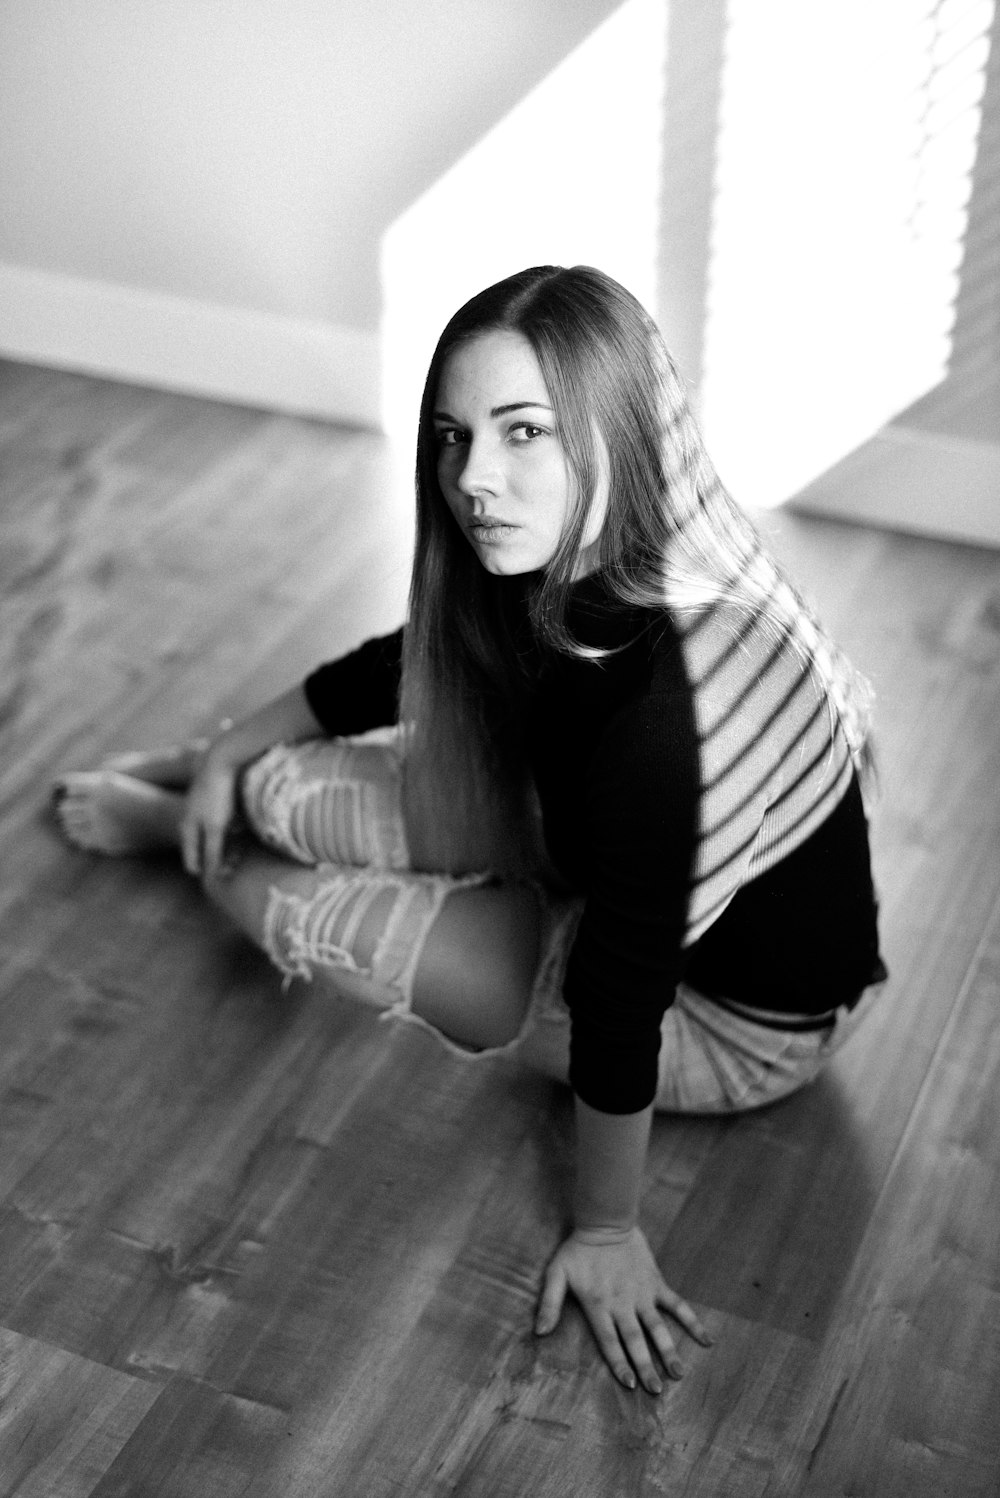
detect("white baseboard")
[0,260,381,427]
[789,423,1000,550]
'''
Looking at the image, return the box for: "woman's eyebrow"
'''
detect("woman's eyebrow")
[491,401,552,417]
[432,402,552,421]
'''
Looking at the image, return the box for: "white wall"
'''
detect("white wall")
[4,0,993,534]
[381,0,667,462]
[0,0,620,420]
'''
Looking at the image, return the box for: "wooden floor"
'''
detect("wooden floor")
[1,358,999,1497]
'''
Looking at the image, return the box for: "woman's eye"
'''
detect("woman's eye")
[435,428,465,447]
[510,423,547,442]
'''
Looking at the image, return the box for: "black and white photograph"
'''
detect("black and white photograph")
[1,1,998,1492]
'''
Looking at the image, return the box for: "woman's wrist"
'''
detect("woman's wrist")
[205,722,257,770]
[572,1094,654,1234]
[569,1223,637,1246]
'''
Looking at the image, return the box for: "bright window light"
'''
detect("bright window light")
[701,0,995,507]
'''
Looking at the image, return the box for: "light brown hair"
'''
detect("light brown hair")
[401,265,872,876]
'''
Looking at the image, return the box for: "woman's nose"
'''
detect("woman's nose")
[455,436,502,497]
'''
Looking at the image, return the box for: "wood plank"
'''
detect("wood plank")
[771,894,1000,1497]
[0,407,407,827]
[3,360,1000,1493]
[88,1377,292,1498]
[0,1327,157,1498]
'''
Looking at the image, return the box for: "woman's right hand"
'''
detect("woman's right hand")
[180,735,243,880]
[178,684,324,880]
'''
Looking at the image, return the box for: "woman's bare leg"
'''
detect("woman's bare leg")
[202,850,541,1051]
[53,735,216,838]
[54,733,222,853]
[54,772,186,854]
[55,735,543,1051]
[95,739,210,787]
[410,880,540,1047]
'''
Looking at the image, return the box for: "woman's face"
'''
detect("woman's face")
[433,330,606,577]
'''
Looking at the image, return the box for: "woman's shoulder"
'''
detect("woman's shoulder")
[670,598,816,691]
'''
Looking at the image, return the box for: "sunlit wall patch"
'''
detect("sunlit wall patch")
[379,0,667,509]
[700,0,995,509]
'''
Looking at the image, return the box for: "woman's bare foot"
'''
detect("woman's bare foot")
[53,771,185,855]
[94,739,211,789]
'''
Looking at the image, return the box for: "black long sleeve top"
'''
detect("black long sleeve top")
[303,575,885,1113]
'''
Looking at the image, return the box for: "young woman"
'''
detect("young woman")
[55,265,886,1397]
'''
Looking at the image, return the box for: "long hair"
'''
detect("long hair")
[401,265,873,875]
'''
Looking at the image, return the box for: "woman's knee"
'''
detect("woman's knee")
[411,883,542,1049]
[206,839,542,1056]
[240,734,409,869]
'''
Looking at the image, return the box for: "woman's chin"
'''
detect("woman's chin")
[478,555,534,577]
[472,542,547,577]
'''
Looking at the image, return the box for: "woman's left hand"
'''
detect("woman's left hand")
[535,1225,712,1394]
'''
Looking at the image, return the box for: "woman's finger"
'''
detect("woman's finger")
[180,814,201,877]
[201,819,226,880]
[617,1313,663,1395]
[535,1262,567,1335]
[588,1308,637,1391]
[188,765,236,881]
[639,1308,684,1380]
[655,1283,713,1347]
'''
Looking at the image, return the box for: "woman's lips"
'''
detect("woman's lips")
[469,520,518,544]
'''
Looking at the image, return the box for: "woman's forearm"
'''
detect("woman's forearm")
[573,1095,654,1235]
[211,684,324,769]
